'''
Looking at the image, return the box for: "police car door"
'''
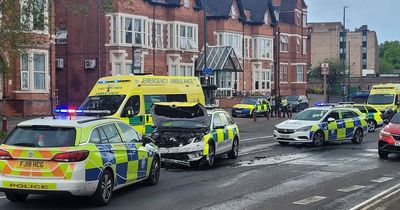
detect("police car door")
[324,110,342,141]
[340,110,358,140]
[116,123,147,183]
[218,113,233,153]
[212,113,226,154]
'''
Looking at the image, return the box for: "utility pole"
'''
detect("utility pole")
[342,6,349,102]
[348,39,351,102]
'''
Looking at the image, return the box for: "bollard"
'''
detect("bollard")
[2,117,7,133]
[253,110,257,122]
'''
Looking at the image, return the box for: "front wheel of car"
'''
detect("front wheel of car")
[5,193,28,202]
[312,131,325,147]
[145,156,160,186]
[367,120,377,132]
[352,128,364,144]
[91,169,113,206]
[228,138,239,159]
[205,143,215,168]
[378,150,389,159]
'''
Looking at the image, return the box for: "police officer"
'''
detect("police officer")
[270,96,276,117]
[281,96,289,118]
[275,95,281,118]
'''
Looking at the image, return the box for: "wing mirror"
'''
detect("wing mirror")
[327,118,335,123]
[213,125,225,130]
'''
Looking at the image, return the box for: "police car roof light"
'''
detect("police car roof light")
[315,102,335,107]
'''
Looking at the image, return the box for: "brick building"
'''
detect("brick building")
[55,0,310,108]
[55,0,201,106]
[0,0,56,117]
[273,0,308,96]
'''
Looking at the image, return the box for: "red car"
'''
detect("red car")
[378,113,400,159]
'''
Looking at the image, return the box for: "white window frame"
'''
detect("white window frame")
[184,0,189,8]
[280,35,289,52]
[19,50,49,92]
[155,22,163,48]
[168,64,194,76]
[296,65,304,82]
[216,32,243,58]
[230,4,237,19]
[279,64,288,82]
[20,0,49,34]
[169,22,198,51]
[253,69,271,91]
[253,37,273,59]
[302,38,307,54]
[109,14,151,48]
[296,38,300,53]
[302,14,307,27]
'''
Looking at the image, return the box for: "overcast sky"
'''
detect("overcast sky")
[306,0,399,43]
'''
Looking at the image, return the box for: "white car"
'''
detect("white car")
[274,106,368,146]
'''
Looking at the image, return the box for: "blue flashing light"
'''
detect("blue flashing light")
[53,107,82,114]
[315,102,334,107]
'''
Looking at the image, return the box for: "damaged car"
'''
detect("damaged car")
[151,102,240,168]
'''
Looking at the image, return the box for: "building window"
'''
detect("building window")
[280,35,289,52]
[217,71,234,89]
[303,38,307,54]
[254,69,270,91]
[362,47,367,54]
[296,38,300,53]
[156,23,163,48]
[111,15,150,46]
[20,0,48,32]
[254,37,272,59]
[20,51,48,91]
[175,24,198,50]
[218,32,242,57]
[124,18,133,44]
[264,12,269,24]
[362,35,367,42]
[230,4,237,19]
[169,65,193,76]
[112,16,117,43]
[279,64,288,82]
[296,65,304,82]
[302,14,307,27]
[134,19,142,45]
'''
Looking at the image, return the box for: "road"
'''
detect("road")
[0,116,399,210]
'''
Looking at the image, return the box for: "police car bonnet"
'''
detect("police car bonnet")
[151,103,209,127]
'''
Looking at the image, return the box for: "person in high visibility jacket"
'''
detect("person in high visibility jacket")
[281,96,289,118]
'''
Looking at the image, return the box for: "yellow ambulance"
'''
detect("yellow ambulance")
[78,75,205,135]
[367,84,400,112]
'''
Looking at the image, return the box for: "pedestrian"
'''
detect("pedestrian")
[270,96,276,117]
[281,96,289,118]
[275,95,281,118]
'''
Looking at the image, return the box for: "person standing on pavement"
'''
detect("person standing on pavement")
[270,96,276,117]
[281,96,289,118]
[275,95,281,118]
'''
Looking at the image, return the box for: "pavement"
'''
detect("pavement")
[0,114,399,210]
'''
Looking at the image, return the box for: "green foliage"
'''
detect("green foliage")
[0,131,7,140]
[379,41,400,72]
[308,59,346,86]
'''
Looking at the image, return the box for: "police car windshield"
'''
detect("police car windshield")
[368,94,394,105]
[4,127,76,147]
[292,109,328,121]
[79,95,126,115]
[240,99,256,105]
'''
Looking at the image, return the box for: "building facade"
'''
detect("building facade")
[0,0,56,117]
[309,23,379,77]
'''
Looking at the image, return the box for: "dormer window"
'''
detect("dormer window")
[230,4,237,19]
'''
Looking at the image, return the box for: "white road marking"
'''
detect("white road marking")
[241,135,274,142]
[337,185,365,193]
[371,177,394,183]
[349,183,400,210]
[293,196,326,205]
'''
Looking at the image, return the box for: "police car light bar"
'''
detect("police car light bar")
[315,102,335,107]
[53,108,111,115]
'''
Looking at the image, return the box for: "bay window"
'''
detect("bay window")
[217,32,242,57]
[254,37,273,59]
[174,23,198,50]
[253,69,271,91]
[20,51,48,91]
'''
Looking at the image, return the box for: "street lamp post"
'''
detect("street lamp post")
[342,6,349,102]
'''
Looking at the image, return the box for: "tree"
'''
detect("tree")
[308,59,346,94]
[379,41,400,73]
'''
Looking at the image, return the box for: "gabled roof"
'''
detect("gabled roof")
[241,0,278,26]
[195,0,277,26]
[279,0,307,11]
[145,0,181,7]
[196,46,243,72]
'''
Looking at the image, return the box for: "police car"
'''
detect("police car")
[336,103,383,132]
[231,97,269,117]
[274,105,368,146]
[151,102,240,168]
[0,111,160,205]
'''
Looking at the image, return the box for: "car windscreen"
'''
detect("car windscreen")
[239,99,256,105]
[287,96,299,101]
[292,109,328,121]
[79,95,126,115]
[367,94,394,105]
[4,127,76,147]
[390,113,400,124]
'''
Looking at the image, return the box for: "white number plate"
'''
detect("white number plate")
[395,142,400,147]
[280,134,290,139]
[236,110,242,113]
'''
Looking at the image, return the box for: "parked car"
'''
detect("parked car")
[231,97,269,117]
[287,95,309,112]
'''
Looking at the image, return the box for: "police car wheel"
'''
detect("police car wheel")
[378,150,389,159]
[91,169,113,206]
[228,138,239,159]
[205,143,215,168]
[367,120,376,132]
[312,131,325,147]
[352,129,364,144]
[145,156,160,186]
[5,192,28,202]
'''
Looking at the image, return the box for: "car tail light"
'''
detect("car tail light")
[0,149,13,160]
[52,150,89,162]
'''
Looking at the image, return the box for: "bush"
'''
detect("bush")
[307,87,323,94]
[0,131,7,142]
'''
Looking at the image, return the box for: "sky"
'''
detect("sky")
[306,0,399,43]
